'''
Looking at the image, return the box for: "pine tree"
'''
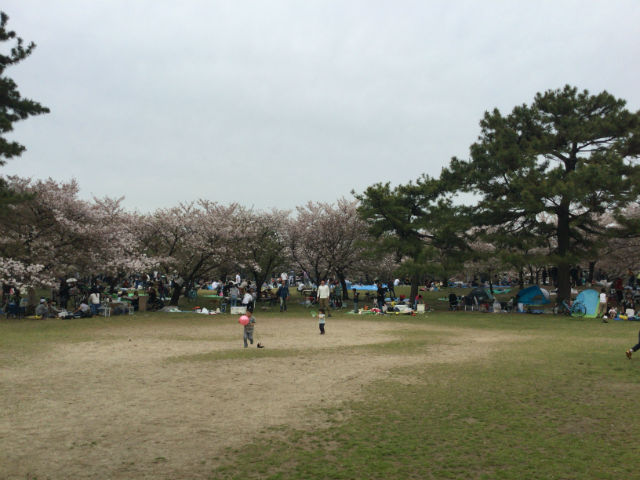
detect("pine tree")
[0,11,50,208]
[442,85,640,302]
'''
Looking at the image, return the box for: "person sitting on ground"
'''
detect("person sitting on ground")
[73,301,91,318]
[49,300,63,317]
[35,299,50,318]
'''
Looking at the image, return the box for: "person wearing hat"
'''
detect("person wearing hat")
[35,298,50,318]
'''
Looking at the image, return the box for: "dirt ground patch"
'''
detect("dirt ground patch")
[0,317,524,479]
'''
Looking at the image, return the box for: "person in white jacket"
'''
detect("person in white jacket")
[317,280,330,315]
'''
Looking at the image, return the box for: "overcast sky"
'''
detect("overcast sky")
[3,1,640,213]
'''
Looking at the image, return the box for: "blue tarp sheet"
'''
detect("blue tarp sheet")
[346,283,387,291]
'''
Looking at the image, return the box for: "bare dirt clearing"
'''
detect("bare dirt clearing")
[0,316,524,479]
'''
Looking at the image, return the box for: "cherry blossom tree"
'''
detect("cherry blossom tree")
[287,199,373,297]
[0,257,53,289]
[321,199,372,298]
[88,196,157,278]
[286,203,333,286]
[0,177,101,286]
[587,205,640,278]
[0,176,155,288]
[138,201,243,305]
[233,208,290,299]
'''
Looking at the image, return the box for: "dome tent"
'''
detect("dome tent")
[573,289,600,318]
[516,285,551,306]
[464,287,494,306]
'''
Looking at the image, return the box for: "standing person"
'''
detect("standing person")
[376,282,386,312]
[613,277,624,305]
[387,280,396,298]
[242,289,254,310]
[628,269,635,289]
[353,288,359,313]
[626,329,640,359]
[130,290,140,311]
[318,308,326,334]
[277,279,290,312]
[88,290,101,316]
[334,282,342,308]
[59,279,70,310]
[243,308,256,348]
[598,288,608,321]
[148,285,158,308]
[317,280,330,316]
[235,272,241,285]
[229,283,239,307]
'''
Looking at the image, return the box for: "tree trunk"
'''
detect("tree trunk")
[410,276,419,300]
[556,204,571,303]
[252,271,269,300]
[313,265,322,287]
[337,272,349,299]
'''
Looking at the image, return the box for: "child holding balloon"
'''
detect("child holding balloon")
[239,309,256,348]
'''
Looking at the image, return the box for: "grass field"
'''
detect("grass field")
[2,289,639,479]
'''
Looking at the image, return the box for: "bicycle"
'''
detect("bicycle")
[554,300,586,317]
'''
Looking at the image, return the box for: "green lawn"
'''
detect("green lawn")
[2,300,639,479]
[205,313,640,479]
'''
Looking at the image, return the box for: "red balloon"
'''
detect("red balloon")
[238,315,250,325]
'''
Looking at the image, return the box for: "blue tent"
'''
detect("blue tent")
[516,285,551,305]
[573,289,600,318]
